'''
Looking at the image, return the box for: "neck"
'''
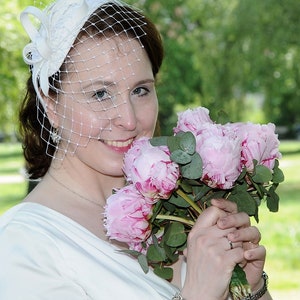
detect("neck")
[47,162,126,204]
[47,171,105,208]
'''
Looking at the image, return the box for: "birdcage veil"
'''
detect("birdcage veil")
[20,0,150,161]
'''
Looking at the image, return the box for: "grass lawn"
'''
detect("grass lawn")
[0,143,27,211]
[258,141,300,296]
[0,141,300,296]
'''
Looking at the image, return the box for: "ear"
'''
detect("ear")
[42,96,60,128]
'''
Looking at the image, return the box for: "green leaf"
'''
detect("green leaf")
[178,131,196,155]
[170,149,192,164]
[147,244,167,262]
[167,136,181,152]
[153,265,173,280]
[164,245,180,262]
[198,190,227,205]
[150,136,168,147]
[250,179,266,199]
[193,184,212,201]
[168,193,191,208]
[272,160,285,183]
[120,249,143,258]
[266,185,280,212]
[236,168,247,182]
[163,201,176,213]
[151,201,164,221]
[228,191,258,219]
[138,254,149,274]
[164,222,187,247]
[180,152,203,179]
[230,265,251,300]
[252,165,272,183]
[232,181,248,193]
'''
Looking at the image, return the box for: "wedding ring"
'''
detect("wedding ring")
[228,239,233,250]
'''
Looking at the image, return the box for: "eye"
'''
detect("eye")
[131,86,150,97]
[93,89,111,101]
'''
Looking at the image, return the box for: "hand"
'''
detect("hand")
[181,199,245,300]
[213,199,266,292]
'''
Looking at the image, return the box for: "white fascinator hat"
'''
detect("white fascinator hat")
[20,0,124,108]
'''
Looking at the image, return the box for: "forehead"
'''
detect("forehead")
[64,36,152,84]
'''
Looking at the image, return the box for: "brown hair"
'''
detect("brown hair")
[19,3,164,179]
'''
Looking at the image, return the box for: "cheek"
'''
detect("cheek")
[59,105,109,147]
[136,100,158,133]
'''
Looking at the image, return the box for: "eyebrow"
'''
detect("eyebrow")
[82,78,155,91]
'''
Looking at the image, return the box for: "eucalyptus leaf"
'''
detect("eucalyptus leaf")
[232,181,248,192]
[147,244,167,262]
[164,222,187,247]
[168,193,191,208]
[180,152,202,179]
[170,149,192,164]
[272,162,285,184]
[236,168,247,182]
[167,136,181,152]
[164,245,180,262]
[252,165,272,183]
[179,131,196,155]
[266,185,279,212]
[198,190,227,204]
[228,192,258,218]
[193,184,212,201]
[179,180,194,193]
[138,254,149,274]
[150,136,168,147]
[153,266,173,280]
[250,180,266,199]
[163,201,176,213]
[120,249,143,258]
[151,201,164,221]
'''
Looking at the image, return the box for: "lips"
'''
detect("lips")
[100,138,134,152]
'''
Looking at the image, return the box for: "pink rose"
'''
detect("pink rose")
[123,139,180,200]
[123,137,150,182]
[227,122,281,172]
[195,123,242,189]
[173,107,213,135]
[104,185,152,244]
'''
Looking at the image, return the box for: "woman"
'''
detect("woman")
[0,0,271,299]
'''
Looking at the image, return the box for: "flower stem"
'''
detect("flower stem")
[176,189,203,215]
[156,214,195,227]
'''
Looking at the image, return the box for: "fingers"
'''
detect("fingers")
[211,198,238,214]
[244,244,266,262]
[192,205,228,229]
[224,237,243,251]
[227,226,261,245]
[192,198,240,229]
[217,211,251,229]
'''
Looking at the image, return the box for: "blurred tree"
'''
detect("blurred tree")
[131,0,300,134]
[0,1,32,140]
[1,0,299,138]
[230,0,300,130]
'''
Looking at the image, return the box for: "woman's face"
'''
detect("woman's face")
[52,36,158,176]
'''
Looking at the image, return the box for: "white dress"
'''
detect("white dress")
[0,203,180,300]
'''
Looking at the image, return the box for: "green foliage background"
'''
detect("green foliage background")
[1,0,300,137]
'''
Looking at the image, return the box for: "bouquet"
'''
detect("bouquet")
[104,107,284,300]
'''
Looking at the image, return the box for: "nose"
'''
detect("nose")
[114,95,137,130]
